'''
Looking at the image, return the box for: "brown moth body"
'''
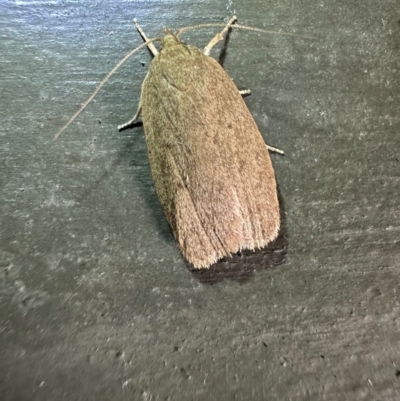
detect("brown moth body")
[139,30,280,268]
[55,17,282,269]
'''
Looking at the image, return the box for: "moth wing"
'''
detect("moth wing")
[141,42,279,268]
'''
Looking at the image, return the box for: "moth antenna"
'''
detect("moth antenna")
[177,21,315,40]
[177,22,233,36]
[233,23,315,40]
[54,38,160,140]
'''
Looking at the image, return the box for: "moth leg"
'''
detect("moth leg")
[133,19,159,56]
[266,144,284,155]
[203,16,237,56]
[118,103,142,131]
[235,88,283,153]
[117,20,156,131]
[239,89,251,96]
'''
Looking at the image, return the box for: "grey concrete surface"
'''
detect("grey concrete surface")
[1,0,400,400]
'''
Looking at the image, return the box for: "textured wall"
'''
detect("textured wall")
[1,1,399,400]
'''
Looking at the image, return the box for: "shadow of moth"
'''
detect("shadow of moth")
[56,16,296,269]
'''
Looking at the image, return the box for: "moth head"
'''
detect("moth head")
[161,29,182,49]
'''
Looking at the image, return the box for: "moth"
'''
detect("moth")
[56,16,288,269]
[122,17,281,268]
